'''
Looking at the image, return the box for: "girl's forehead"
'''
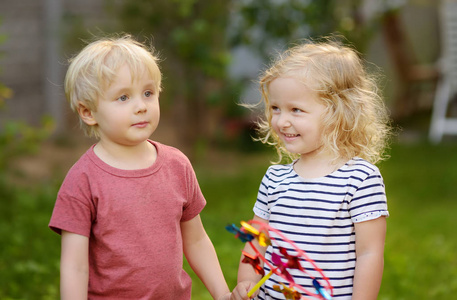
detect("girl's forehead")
[269,76,314,92]
[269,77,320,102]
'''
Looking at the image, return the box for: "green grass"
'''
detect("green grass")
[377,142,457,299]
[0,178,60,299]
[1,141,457,299]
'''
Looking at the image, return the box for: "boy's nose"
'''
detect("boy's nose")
[135,97,148,114]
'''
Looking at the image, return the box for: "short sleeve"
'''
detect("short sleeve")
[253,170,271,220]
[49,171,95,237]
[180,160,206,222]
[350,168,389,223]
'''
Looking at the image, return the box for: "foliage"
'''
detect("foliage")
[0,21,57,298]
[378,142,457,299]
[0,18,54,171]
[0,82,12,110]
[104,0,387,154]
[0,23,12,110]
[0,183,60,299]
[229,0,382,57]
[108,0,234,152]
[0,117,55,170]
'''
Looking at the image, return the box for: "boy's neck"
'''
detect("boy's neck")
[93,140,157,170]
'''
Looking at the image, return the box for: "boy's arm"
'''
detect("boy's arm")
[352,216,386,300]
[232,215,268,300]
[60,230,89,300]
[181,215,231,300]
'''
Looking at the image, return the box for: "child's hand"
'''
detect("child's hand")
[230,281,258,300]
[217,292,232,300]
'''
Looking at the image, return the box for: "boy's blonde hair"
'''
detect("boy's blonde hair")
[256,39,391,164]
[65,35,162,137]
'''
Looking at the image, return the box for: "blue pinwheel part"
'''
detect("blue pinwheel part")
[225,224,254,243]
[312,279,332,300]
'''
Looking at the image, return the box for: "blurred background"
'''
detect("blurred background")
[0,0,456,299]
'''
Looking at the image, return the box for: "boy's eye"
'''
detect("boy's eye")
[117,95,128,102]
[292,108,302,113]
[144,90,152,97]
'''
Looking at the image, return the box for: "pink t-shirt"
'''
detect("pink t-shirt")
[49,140,206,299]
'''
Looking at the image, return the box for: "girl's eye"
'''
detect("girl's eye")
[292,108,302,113]
[117,95,128,102]
[144,90,152,97]
[271,106,280,112]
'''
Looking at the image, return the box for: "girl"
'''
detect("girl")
[233,39,391,300]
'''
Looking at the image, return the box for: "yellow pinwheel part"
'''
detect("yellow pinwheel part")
[258,233,272,247]
[241,221,272,247]
[240,221,260,235]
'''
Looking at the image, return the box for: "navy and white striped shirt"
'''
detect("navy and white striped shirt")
[253,157,389,300]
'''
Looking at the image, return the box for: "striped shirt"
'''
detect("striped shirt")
[253,157,389,299]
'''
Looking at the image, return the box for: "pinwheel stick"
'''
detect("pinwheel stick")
[247,269,274,298]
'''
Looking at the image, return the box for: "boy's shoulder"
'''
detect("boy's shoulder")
[152,141,190,164]
[67,145,96,172]
[60,145,99,182]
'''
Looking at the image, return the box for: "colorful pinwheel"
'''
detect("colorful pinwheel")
[226,220,333,300]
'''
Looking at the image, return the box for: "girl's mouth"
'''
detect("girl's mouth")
[283,133,298,137]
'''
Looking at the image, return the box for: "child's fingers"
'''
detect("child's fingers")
[230,281,258,300]
[246,281,260,298]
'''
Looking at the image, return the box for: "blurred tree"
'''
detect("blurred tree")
[108,0,233,155]
[107,0,389,155]
[0,19,54,175]
[0,25,12,110]
[229,0,380,58]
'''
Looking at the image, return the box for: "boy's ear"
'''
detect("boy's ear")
[77,102,97,126]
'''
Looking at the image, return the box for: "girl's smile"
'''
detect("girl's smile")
[268,77,326,158]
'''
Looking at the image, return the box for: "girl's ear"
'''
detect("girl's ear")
[77,102,97,126]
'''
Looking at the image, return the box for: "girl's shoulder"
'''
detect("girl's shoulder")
[343,157,380,175]
[263,162,297,184]
[265,161,295,176]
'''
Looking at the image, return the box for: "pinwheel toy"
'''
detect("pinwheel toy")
[225,220,333,300]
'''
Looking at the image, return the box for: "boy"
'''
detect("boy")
[49,35,231,299]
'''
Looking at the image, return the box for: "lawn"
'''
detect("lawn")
[0,140,456,299]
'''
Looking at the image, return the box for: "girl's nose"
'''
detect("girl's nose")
[276,113,291,128]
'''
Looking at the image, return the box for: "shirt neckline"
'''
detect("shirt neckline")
[289,158,353,182]
[87,140,164,178]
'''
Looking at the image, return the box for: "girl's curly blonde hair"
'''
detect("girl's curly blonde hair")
[255,38,392,164]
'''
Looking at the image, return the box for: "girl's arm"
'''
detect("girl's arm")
[181,215,231,300]
[60,230,89,300]
[352,216,387,300]
[232,215,269,300]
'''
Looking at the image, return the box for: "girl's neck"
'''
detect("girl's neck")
[93,139,157,170]
[293,151,346,179]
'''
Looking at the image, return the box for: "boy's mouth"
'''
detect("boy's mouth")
[132,121,149,128]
